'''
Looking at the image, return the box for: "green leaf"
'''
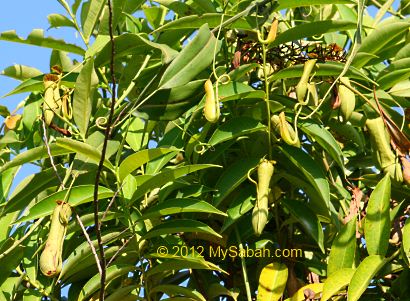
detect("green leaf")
[321,268,355,301]
[56,137,114,171]
[282,199,325,253]
[0,144,71,174]
[1,65,42,81]
[159,24,220,89]
[364,174,391,256]
[73,58,98,137]
[72,131,119,175]
[142,219,221,241]
[95,33,178,66]
[78,264,135,301]
[208,117,266,146]
[1,73,78,97]
[0,212,19,247]
[0,29,85,55]
[154,13,262,32]
[118,148,178,181]
[191,0,217,13]
[327,219,356,275]
[146,256,226,277]
[130,164,219,204]
[300,120,344,170]
[395,42,410,61]
[347,255,386,301]
[154,0,192,16]
[82,0,106,43]
[23,290,43,301]
[257,262,288,301]
[0,165,18,205]
[63,247,121,283]
[353,19,410,68]
[15,185,113,223]
[272,20,357,46]
[270,62,375,84]
[61,231,122,281]
[140,85,205,121]
[377,58,410,90]
[0,105,10,117]
[336,4,357,41]
[0,238,24,285]
[213,157,260,207]
[105,285,140,301]
[199,81,263,106]
[221,186,254,232]
[141,198,227,219]
[150,285,206,301]
[47,13,76,29]
[3,166,65,214]
[122,117,149,152]
[403,218,410,264]
[146,127,184,174]
[207,283,240,300]
[389,80,410,97]
[280,145,330,207]
[327,119,365,152]
[275,0,354,10]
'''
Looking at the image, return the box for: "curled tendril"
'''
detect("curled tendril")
[257,30,266,44]
[247,166,258,187]
[301,6,313,18]
[194,143,214,155]
[95,116,108,130]
[217,74,231,85]
[312,34,325,40]
[213,74,231,111]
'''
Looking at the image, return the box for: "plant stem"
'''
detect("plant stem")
[114,55,151,109]
[235,227,252,301]
[262,43,272,159]
[92,1,117,299]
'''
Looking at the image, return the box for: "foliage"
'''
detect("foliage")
[1,0,410,300]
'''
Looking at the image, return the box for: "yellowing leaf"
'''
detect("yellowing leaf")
[4,115,21,130]
[257,262,288,301]
[290,283,324,301]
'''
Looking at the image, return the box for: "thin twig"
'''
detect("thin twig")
[74,212,102,276]
[107,235,133,267]
[41,118,64,188]
[100,183,124,228]
[93,1,117,299]
[235,227,252,301]
[210,0,272,34]
[0,218,44,260]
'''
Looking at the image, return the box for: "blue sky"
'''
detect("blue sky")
[0,1,83,101]
[0,2,86,194]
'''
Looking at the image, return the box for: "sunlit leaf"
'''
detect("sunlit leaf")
[0,29,84,55]
[364,174,391,256]
[347,255,386,301]
[257,262,288,301]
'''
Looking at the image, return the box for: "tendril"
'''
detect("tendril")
[95,117,108,130]
[194,143,214,155]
